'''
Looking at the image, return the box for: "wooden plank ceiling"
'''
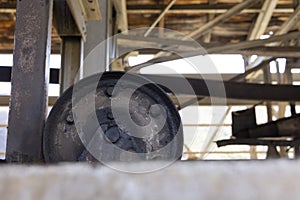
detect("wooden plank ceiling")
[0,0,299,54]
[0,0,61,53]
[126,0,296,42]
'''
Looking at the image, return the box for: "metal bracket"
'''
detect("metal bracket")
[66,0,102,40]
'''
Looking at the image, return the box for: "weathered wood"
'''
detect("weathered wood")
[277,4,300,35]
[112,0,128,32]
[186,0,261,39]
[126,4,294,14]
[53,0,81,36]
[144,0,177,37]
[248,0,278,40]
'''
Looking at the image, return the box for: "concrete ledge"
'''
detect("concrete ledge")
[0,160,299,200]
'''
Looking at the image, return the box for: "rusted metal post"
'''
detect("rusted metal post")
[6,0,53,162]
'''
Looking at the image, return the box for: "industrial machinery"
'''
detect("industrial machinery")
[43,68,300,161]
[43,72,183,162]
[217,107,300,158]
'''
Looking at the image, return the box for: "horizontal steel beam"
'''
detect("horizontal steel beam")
[120,46,300,58]
[143,74,300,101]
[228,47,300,58]
[2,66,300,84]
[118,32,300,57]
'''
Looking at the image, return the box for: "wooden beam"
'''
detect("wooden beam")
[144,0,177,37]
[248,0,278,40]
[246,0,278,81]
[0,8,15,13]
[277,4,300,35]
[159,17,165,38]
[126,4,294,14]
[0,2,16,11]
[0,4,296,14]
[112,0,128,32]
[127,8,294,15]
[246,4,300,79]
[203,0,216,43]
[186,0,261,39]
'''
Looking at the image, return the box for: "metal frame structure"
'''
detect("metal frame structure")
[4,0,108,163]
[1,0,300,161]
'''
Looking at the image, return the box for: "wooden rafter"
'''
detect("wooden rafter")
[186,0,261,39]
[248,0,278,40]
[126,4,294,14]
[143,0,177,37]
[112,0,128,32]
[276,4,300,35]
[246,4,300,79]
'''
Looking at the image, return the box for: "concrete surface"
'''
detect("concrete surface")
[0,160,299,200]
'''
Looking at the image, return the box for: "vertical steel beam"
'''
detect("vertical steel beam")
[263,65,273,122]
[286,60,296,116]
[60,37,83,94]
[83,0,112,77]
[53,0,83,94]
[6,0,53,162]
[263,64,279,158]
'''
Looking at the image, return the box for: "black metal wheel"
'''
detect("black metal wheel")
[43,72,183,162]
